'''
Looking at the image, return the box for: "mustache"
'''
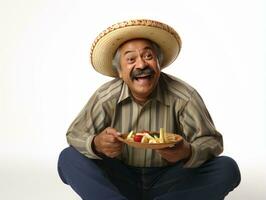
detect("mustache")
[131,67,155,80]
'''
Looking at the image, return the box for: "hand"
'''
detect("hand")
[156,139,191,163]
[93,127,123,158]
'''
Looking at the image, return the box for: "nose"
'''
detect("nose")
[135,57,147,69]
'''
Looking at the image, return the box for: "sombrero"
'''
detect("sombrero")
[90,19,182,77]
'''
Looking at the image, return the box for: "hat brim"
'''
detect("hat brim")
[90,19,182,77]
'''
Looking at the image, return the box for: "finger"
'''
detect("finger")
[156,149,173,157]
[104,134,123,144]
[103,144,123,153]
[156,149,168,154]
[106,150,121,158]
[105,127,121,137]
[104,135,121,144]
[101,146,119,154]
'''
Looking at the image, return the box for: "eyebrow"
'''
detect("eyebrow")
[123,46,153,56]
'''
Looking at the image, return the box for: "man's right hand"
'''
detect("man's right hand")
[93,127,123,158]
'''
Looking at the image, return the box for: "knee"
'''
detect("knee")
[58,146,79,167]
[58,146,100,173]
[57,147,81,182]
[216,156,241,187]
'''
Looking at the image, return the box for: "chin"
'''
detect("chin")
[135,88,153,97]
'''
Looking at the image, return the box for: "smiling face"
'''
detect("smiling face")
[117,39,161,104]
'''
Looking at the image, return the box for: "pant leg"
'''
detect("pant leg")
[151,156,241,200]
[97,156,142,200]
[57,146,130,200]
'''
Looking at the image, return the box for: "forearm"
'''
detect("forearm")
[65,90,110,159]
[67,130,102,159]
[179,90,224,168]
[183,135,223,168]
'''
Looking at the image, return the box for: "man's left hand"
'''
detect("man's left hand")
[156,140,192,163]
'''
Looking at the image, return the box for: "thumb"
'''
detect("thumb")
[106,127,121,137]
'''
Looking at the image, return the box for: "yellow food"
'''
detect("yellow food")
[159,128,165,143]
[127,128,168,144]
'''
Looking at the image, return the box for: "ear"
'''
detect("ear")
[117,70,123,79]
[116,67,123,78]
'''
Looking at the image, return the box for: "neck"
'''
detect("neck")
[132,94,149,105]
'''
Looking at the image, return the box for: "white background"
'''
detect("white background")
[0,0,265,199]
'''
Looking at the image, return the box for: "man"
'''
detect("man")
[58,19,241,200]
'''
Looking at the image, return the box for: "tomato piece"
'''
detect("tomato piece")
[133,135,143,142]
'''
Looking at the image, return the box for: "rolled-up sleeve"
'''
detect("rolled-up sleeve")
[66,91,107,159]
[179,90,223,168]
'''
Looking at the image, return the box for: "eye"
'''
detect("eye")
[143,50,154,60]
[126,55,136,64]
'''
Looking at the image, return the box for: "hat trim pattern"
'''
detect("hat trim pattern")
[90,19,181,66]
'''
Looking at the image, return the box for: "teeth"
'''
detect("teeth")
[135,77,145,80]
[136,75,150,78]
[134,75,152,81]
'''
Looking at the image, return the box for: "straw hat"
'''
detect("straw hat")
[90,19,182,77]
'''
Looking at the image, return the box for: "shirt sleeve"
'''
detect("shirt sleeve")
[66,91,109,159]
[179,90,223,168]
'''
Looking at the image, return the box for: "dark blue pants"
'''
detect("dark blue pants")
[57,147,240,200]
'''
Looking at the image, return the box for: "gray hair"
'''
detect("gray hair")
[112,40,163,72]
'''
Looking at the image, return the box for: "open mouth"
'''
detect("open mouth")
[131,67,155,82]
[134,74,153,81]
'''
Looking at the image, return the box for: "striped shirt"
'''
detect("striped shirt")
[66,72,223,168]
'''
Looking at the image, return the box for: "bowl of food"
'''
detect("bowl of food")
[117,128,183,149]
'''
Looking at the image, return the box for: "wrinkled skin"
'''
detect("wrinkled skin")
[117,39,161,105]
[156,140,191,163]
[94,127,123,158]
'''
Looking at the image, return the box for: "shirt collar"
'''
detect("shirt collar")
[117,82,131,103]
[117,75,170,106]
